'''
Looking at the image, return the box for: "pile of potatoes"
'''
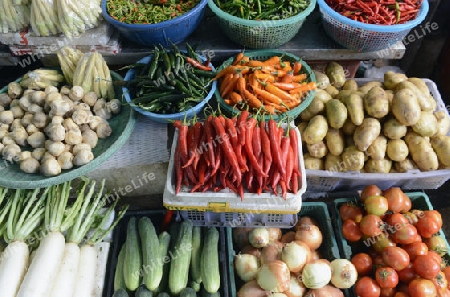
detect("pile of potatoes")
[298,67,450,174]
[0,80,121,177]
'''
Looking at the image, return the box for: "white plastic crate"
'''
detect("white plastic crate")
[306,78,450,192]
[163,124,306,224]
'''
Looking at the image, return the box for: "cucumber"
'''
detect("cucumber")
[155,231,171,294]
[202,288,221,297]
[123,217,142,291]
[201,227,220,294]
[190,226,203,285]
[168,220,193,295]
[189,280,201,293]
[180,287,197,297]
[135,285,153,297]
[156,293,170,297]
[112,288,129,297]
[138,217,161,291]
[114,243,126,291]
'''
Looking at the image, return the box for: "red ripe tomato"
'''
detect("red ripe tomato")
[392,224,418,245]
[355,276,382,297]
[416,211,443,239]
[376,267,399,289]
[361,185,383,203]
[398,263,417,283]
[360,214,385,237]
[385,213,410,228]
[404,212,419,225]
[365,195,389,217]
[423,235,448,256]
[373,254,386,268]
[426,210,443,226]
[352,252,373,276]
[380,287,396,297]
[372,233,397,253]
[432,271,448,293]
[396,282,410,294]
[413,254,441,280]
[402,242,428,261]
[408,278,437,297]
[394,292,410,297]
[383,187,411,213]
[382,246,410,271]
[443,266,450,290]
[340,203,364,223]
[342,219,363,242]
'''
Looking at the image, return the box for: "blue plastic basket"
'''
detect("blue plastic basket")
[101,0,208,47]
[317,0,429,52]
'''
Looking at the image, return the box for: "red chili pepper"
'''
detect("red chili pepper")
[238,182,244,201]
[161,210,174,231]
[270,167,280,196]
[256,154,264,194]
[187,56,212,71]
[213,140,222,175]
[225,117,248,172]
[285,146,294,191]
[246,166,254,191]
[182,122,202,169]
[260,121,272,175]
[244,117,267,178]
[198,156,206,185]
[279,180,287,200]
[175,142,182,195]
[204,116,216,171]
[225,179,238,194]
[292,172,299,194]
[268,119,286,179]
[176,122,197,184]
[237,110,249,146]
[289,127,301,176]
[252,125,262,160]
[280,136,290,182]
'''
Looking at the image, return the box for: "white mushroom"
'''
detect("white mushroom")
[65,130,82,145]
[64,144,73,152]
[107,99,122,115]
[93,98,106,112]
[44,121,65,142]
[0,143,4,154]
[11,126,28,146]
[19,96,32,111]
[26,124,39,135]
[93,99,111,120]
[69,86,84,101]
[40,158,61,176]
[45,140,65,157]
[49,98,71,117]
[19,151,32,162]
[96,121,112,138]
[63,118,81,133]
[8,82,22,99]
[31,91,46,106]
[2,143,21,162]
[27,131,46,148]
[57,151,74,170]
[0,129,8,141]
[63,97,74,114]
[11,119,23,130]
[45,85,58,94]
[31,148,46,161]
[10,99,20,107]
[88,116,105,131]
[21,113,34,126]
[10,105,25,119]
[72,143,91,155]
[82,92,98,107]
[0,106,4,112]
[32,112,49,128]
[41,152,55,163]
[20,157,40,174]
[24,89,34,96]
[0,110,14,124]
[60,85,71,95]
[73,149,93,166]
[44,92,62,112]
[82,129,98,148]
[72,108,93,125]
[2,135,15,146]
[0,93,12,107]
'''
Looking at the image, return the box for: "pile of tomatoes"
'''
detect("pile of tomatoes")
[339,185,450,297]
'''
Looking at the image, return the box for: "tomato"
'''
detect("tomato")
[365,195,389,217]
[394,292,410,297]
[396,282,410,294]
[355,276,381,297]
[413,254,441,280]
[408,278,437,297]
[398,263,417,283]
[372,233,397,253]
[424,235,448,256]
[381,287,396,297]
[416,211,443,239]
[352,253,373,276]
[383,187,410,213]
[340,203,364,223]
[376,267,399,289]
[373,254,386,268]
[360,214,385,237]
[432,271,448,293]
[404,212,419,225]
[342,219,363,242]
[382,246,410,271]
[402,242,428,261]
[361,185,383,203]
[438,288,450,297]
[393,224,418,245]
[426,210,443,227]
[443,266,450,290]
[385,213,410,228]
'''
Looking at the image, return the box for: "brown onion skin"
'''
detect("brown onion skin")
[237,280,270,297]
[304,284,344,297]
[240,245,262,258]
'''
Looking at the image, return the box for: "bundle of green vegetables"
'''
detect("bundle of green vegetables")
[0,0,30,33]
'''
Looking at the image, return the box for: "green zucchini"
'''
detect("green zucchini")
[114,243,127,291]
[156,293,170,297]
[168,220,193,296]
[201,288,221,297]
[138,217,161,291]
[201,227,220,294]
[155,231,171,294]
[112,288,129,297]
[123,217,142,291]
[135,285,153,297]
[180,287,197,297]
[190,226,203,285]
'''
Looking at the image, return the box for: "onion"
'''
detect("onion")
[233,228,252,249]
[268,228,282,242]
[308,250,321,263]
[269,294,288,297]
[249,228,270,248]
[295,216,319,230]
[281,241,310,273]
[234,254,260,282]
[301,259,332,289]
[295,224,323,251]
[273,240,285,250]
[330,259,358,289]
[237,280,270,297]
[284,274,307,297]
[280,231,296,243]
[256,260,291,292]
[261,244,281,265]
[304,284,344,297]
[240,245,262,258]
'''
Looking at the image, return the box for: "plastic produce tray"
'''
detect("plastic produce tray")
[104,210,230,297]
[305,78,450,192]
[225,202,349,297]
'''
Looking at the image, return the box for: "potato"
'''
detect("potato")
[431,136,450,167]
[313,71,330,89]
[343,93,364,126]
[326,61,346,89]
[335,90,364,102]
[307,141,328,158]
[367,135,387,160]
[395,158,418,173]
[385,90,394,109]
[341,146,365,171]
[342,120,356,136]
[408,78,437,111]
[304,153,324,170]
[300,97,325,121]
[391,88,421,126]
[434,111,450,136]
[412,111,438,137]
[326,99,347,129]
[314,89,333,104]
[345,135,355,148]
[325,85,339,98]
[396,81,435,112]
[342,79,358,91]
[325,154,343,172]
[364,158,392,173]
[325,128,344,156]
[387,139,409,162]
[384,71,408,90]
[354,118,381,151]
[364,86,389,119]
[358,81,383,95]
[383,118,407,140]
[297,122,308,144]
[303,115,328,145]
[405,134,439,171]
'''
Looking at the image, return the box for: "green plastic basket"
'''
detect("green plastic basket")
[215,50,316,121]
[208,0,316,49]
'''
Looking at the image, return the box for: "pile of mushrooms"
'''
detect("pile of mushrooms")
[0,82,121,176]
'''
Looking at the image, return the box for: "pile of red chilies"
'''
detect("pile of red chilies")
[173,111,302,200]
[325,0,423,24]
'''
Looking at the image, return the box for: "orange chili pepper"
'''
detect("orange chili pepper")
[289,81,316,94]
[219,72,234,95]
[233,52,244,66]
[293,61,302,74]
[292,73,307,82]
[272,82,302,91]
[247,60,265,67]
[229,91,243,105]
[253,87,284,105]
[262,55,281,66]
[243,89,264,110]
[221,73,240,98]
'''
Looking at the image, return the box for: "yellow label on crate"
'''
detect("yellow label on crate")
[163,202,300,214]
